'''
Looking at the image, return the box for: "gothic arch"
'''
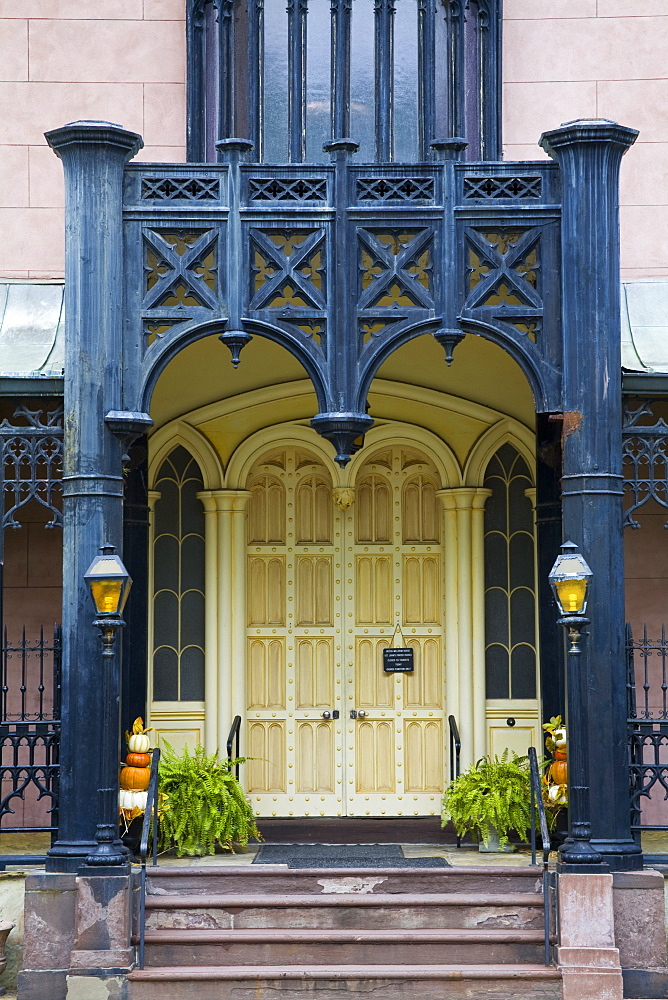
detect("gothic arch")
[149,420,224,491]
[226,421,342,491]
[347,422,462,491]
[463,419,535,488]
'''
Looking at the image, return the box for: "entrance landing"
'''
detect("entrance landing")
[253,843,450,867]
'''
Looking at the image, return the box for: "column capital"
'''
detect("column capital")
[45,120,143,161]
[436,487,492,511]
[540,118,638,160]
[197,489,252,513]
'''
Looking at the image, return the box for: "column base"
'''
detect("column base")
[46,842,99,874]
[590,839,644,871]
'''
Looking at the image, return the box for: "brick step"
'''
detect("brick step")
[146,865,544,897]
[127,963,562,1000]
[138,926,547,967]
[145,891,545,931]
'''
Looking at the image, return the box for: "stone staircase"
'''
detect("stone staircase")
[127,864,562,999]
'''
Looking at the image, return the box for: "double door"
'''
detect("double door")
[245,445,445,817]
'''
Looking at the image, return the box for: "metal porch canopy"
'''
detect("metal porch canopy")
[41,118,642,872]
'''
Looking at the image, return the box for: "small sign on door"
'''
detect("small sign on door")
[383,647,414,673]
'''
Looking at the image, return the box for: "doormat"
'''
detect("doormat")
[253,843,450,868]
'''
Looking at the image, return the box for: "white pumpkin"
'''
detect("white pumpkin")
[553,727,567,747]
[128,732,150,753]
[119,788,148,812]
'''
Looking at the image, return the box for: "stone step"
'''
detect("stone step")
[138,926,547,967]
[146,865,544,897]
[127,963,562,1000]
[145,891,545,931]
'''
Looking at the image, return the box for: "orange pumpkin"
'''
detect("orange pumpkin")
[551,760,568,784]
[554,749,567,761]
[120,765,151,791]
[125,752,150,768]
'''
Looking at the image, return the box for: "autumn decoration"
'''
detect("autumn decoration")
[119,717,154,823]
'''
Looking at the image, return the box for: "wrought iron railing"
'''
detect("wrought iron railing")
[0,626,61,851]
[528,745,551,966]
[227,714,241,779]
[137,745,161,970]
[447,714,461,848]
[626,623,668,864]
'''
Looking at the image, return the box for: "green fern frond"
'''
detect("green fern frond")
[157,741,261,857]
[441,751,532,847]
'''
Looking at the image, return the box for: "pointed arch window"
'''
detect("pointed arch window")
[186,0,501,164]
[483,444,537,700]
[152,446,206,702]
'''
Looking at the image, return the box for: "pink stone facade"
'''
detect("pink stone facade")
[0,3,666,280]
[0,1,187,279]
[504,3,668,281]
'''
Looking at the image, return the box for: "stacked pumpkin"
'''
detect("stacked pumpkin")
[119,718,152,822]
[543,715,568,808]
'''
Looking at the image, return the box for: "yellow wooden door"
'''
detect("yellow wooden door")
[345,448,445,816]
[245,444,445,818]
[245,448,343,817]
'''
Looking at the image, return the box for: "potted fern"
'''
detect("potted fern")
[158,742,260,857]
[441,751,532,851]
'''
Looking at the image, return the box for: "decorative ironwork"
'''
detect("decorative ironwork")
[622,401,668,528]
[358,229,434,311]
[465,227,541,316]
[143,229,218,312]
[249,177,327,202]
[0,626,61,833]
[627,624,668,839]
[141,176,220,201]
[1,404,64,532]
[356,176,434,202]
[250,229,326,311]
[463,175,542,200]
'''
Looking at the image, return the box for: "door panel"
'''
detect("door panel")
[346,448,445,817]
[246,443,445,817]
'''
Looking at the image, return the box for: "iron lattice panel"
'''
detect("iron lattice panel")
[1,404,63,533]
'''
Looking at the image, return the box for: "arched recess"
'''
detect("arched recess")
[347,422,462,491]
[149,420,224,491]
[138,317,329,418]
[227,421,341,491]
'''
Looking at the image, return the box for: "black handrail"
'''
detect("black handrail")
[448,715,461,848]
[528,745,551,966]
[227,714,241,779]
[138,745,161,971]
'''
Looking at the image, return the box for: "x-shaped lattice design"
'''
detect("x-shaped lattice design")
[249,177,327,202]
[357,176,434,202]
[464,227,542,314]
[249,228,326,311]
[357,228,434,312]
[463,175,542,200]
[141,176,220,201]
[142,229,218,311]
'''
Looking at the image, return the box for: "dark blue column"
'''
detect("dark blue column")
[540,119,642,870]
[44,121,143,873]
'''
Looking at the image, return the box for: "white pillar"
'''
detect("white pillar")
[470,490,492,761]
[438,487,490,770]
[197,491,220,753]
[230,492,252,726]
[437,491,460,772]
